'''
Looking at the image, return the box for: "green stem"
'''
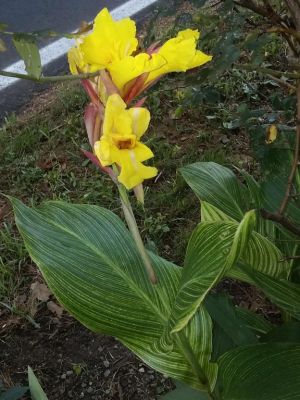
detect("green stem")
[117,183,157,284]
[236,64,300,79]
[0,69,101,83]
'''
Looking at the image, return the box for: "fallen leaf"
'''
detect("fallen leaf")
[30,281,51,302]
[47,301,63,318]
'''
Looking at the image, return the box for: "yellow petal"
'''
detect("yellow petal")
[146,28,212,83]
[177,29,200,41]
[188,50,213,69]
[117,149,157,189]
[94,139,112,166]
[128,107,150,139]
[133,142,154,162]
[68,47,88,74]
[108,53,165,91]
[80,8,138,68]
[102,94,128,137]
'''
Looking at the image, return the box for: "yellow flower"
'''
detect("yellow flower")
[146,29,212,83]
[79,8,138,69]
[94,94,157,189]
[67,8,212,101]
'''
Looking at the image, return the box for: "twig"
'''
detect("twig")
[0,69,101,83]
[261,209,300,237]
[280,255,300,261]
[237,64,300,79]
[279,82,300,215]
[266,74,297,91]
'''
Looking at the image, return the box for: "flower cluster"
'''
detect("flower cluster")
[68,8,212,191]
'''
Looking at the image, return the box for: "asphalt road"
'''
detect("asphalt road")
[0,0,124,70]
[0,0,159,119]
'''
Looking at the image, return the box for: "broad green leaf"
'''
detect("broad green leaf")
[0,387,28,400]
[168,211,255,334]
[241,266,300,320]
[12,199,215,389]
[218,343,300,400]
[13,34,42,78]
[28,367,48,400]
[180,162,247,221]
[201,201,235,223]
[200,202,289,282]
[238,168,262,208]
[235,307,273,335]
[160,381,209,399]
[263,321,300,343]
[205,294,258,361]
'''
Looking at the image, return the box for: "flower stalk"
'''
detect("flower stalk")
[116,176,157,284]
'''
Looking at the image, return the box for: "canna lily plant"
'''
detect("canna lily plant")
[9,6,300,400]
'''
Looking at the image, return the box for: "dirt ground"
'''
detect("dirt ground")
[0,308,173,399]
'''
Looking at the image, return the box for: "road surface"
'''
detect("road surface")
[0,0,159,119]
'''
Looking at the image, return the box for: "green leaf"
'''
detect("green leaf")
[205,294,258,361]
[200,202,289,282]
[201,201,235,223]
[0,38,6,52]
[263,321,300,343]
[0,23,8,32]
[12,34,42,78]
[241,266,300,320]
[28,367,48,400]
[12,199,215,390]
[235,307,273,335]
[160,381,210,399]
[218,343,300,400]
[168,210,255,334]
[180,162,247,221]
[0,387,28,400]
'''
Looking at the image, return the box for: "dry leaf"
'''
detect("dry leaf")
[266,124,278,144]
[30,281,51,302]
[47,301,63,318]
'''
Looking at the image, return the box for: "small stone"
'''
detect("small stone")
[221,136,230,144]
[66,370,73,376]
[149,374,155,381]
[89,382,92,386]
[103,360,110,368]
[81,383,87,388]
[138,367,145,373]
[98,346,103,352]
[129,368,134,374]
[104,369,111,377]
[79,393,84,398]
[68,391,73,398]
[61,374,67,380]
[87,387,93,394]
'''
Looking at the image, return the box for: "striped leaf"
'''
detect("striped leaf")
[241,266,300,320]
[218,343,300,400]
[200,202,289,282]
[11,198,216,390]
[180,162,247,221]
[167,211,255,334]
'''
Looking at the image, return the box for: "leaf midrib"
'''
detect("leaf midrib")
[18,204,168,324]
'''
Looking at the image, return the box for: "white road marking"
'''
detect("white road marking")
[0,0,158,91]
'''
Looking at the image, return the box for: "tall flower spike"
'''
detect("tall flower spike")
[94,94,157,190]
